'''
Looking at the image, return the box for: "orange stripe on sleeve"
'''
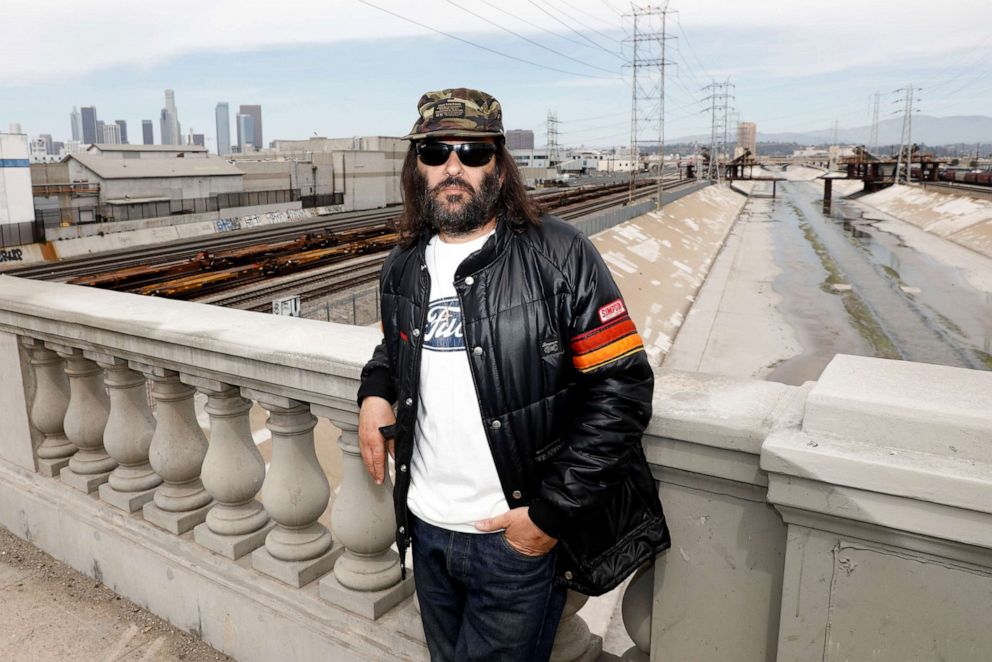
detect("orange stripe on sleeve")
[570,317,636,355]
[572,333,644,371]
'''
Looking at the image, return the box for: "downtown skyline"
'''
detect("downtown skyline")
[3,1,991,150]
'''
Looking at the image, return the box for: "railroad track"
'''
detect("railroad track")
[917,181,992,200]
[199,178,692,310]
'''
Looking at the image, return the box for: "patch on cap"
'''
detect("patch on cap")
[434,102,466,119]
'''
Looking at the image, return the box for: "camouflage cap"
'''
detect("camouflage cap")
[403,88,504,141]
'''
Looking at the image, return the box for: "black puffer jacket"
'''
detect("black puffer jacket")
[358,214,670,596]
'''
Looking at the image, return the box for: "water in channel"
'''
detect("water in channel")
[763,180,991,385]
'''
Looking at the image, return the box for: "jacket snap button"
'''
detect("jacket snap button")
[564,571,573,581]
[473,346,483,356]
[490,420,501,430]
[398,526,405,534]
[400,464,407,472]
[405,397,413,406]
[512,490,522,499]
[412,328,420,337]
[464,276,475,285]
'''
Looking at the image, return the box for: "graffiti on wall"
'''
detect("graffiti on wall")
[0,248,24,262]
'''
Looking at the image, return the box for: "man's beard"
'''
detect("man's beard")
[414,169,501,236]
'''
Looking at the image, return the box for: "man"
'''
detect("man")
[357,88,669,661]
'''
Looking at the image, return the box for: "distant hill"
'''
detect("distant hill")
[671,115,992,147]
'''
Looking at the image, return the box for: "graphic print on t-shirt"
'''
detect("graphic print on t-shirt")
[423,297,464,351]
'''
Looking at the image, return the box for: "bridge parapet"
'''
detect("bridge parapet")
[1,276,991,661]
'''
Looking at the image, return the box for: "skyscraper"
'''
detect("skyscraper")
[114,120,128,144]
[160,89,181,145]
[70,107,82,142]
[142,120,154,145]
[102,123,122,144]
[39,134,54,154]
[506,129,535,150]
[80,106,98,144]
[238,105,262,150]
[215,102,231,156]
[236,114,255,153]
[96,121,105,144]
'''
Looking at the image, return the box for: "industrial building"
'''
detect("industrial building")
[737,121,757,157]
[506,129,535,150]
[0,133,36,248]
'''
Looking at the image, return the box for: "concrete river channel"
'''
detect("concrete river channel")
[755,180,991,384]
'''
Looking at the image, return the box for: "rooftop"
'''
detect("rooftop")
[86,144,209,153]
[67,154,244,180]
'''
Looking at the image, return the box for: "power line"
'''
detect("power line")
[527,0,628,62]
[358,0,619,79]
[478,0,623,58]
[541,0,624,44]
[444,0,619,75]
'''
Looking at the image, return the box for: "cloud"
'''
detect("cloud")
[3,0,989,85]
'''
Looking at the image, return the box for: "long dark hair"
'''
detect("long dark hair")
[396,141,543,248]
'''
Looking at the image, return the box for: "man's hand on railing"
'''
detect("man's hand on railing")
[358,396,396,485]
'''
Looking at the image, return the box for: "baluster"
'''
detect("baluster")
[133,363,212,534]
[619,563,653,662]
[316,406,414,619]
[551,591,602,662]
[83,353,161,512]
[48,344,116,492]
[21,338,74,477]
[185,376,272,559]
[246,390,338,588]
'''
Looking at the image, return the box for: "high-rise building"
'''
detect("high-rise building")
[114,120,128,144]
[160,89,181,145]
[70,107,82,142]
[236,114,255,153]
[142,120,154,145]
[102,123,122,144]
[80,106,98,144]
[737,122,757,156]
[96,121,105,143]
[506,129,535,150]
[215,102,231,156]
[238,105,262,150]
[191,133,205,147]
[38,134,54,154]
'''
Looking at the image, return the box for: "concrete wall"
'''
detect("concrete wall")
[334,151,387,211]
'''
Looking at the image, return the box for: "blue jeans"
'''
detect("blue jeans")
[410,514,568,661]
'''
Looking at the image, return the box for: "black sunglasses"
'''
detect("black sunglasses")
[416,141,498,167]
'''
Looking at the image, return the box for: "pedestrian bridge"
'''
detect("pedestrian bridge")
[0,275,990,661]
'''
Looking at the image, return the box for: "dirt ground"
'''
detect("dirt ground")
[0,526,232,662]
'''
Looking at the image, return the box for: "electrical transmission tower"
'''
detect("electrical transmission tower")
[623,3,674,209]
[894,84,922,184]
[867,91,880,156]
[546,110,561,170]
[702,79,733,182]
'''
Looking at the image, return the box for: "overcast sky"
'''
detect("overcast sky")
[2,0,990,148]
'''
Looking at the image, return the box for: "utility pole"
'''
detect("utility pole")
[546,110,560,171]
[868,91,880,156]
[701,78,732,183]
[893,84,922,184]
[623,3,674,209]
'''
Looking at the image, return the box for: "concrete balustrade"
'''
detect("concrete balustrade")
[2,276,990,662]
[90,353,161,512]
[246,390,339,587]
[20,337,73,476]
[50,343,117,492]
[186,377,272,559]
[133,364,213,534]
[317,406,415,618]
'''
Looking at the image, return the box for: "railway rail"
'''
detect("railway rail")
[12,177,693,305]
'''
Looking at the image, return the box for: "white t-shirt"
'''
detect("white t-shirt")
[407,230,510,533]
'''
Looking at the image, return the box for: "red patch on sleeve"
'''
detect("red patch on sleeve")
[598,299,626,323]
[400,330,409,342]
